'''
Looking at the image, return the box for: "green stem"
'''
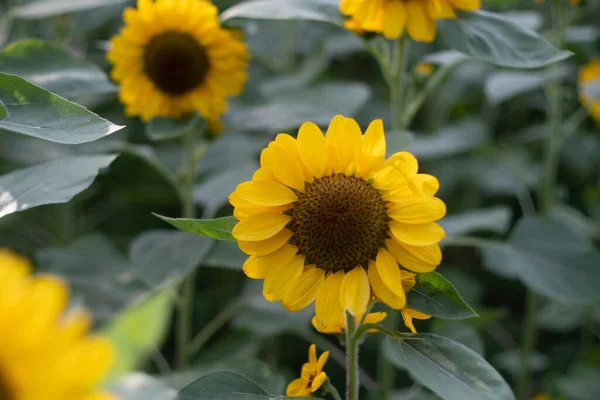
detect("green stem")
[175,127,198,369]
[374,311,396,400]
[517,290,539,400]
[326,380,343,400]
[390,35,409,131]
[518,2,566,398]
[345,311,360,400]
[187,300,243,355]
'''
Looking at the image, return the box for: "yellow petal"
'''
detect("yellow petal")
[402,309,417,333]
[327,116,363,174]
[389,221,446,246]
[311,371,327,392]
[414,174,440,196]
[385,239,438,273]
[373,151,418,190]
[406,0,437,43]
[242,244,298,279]
[387,196,446,223]
[402,308,432,333]
[317,351,329,372]
[297,121,327,178]
[263,256,305,301]
[358,119,386,179]
[286,378,311,396]
[315,271,345,326]
[234,180,297,206]
[429,0,456,18]
[364,311,387,324]
[263,142,306,191]
[282,267,325,311]
[309,343,317,364]
[449,0,481,11]
[382,0,406,39]
[311,315,343,334]
[402,270,417,292]
[238,229,293,256]
[233,213,291,241]
[340,266,370,316]
[368,259,406,309]
[375,248,404,296]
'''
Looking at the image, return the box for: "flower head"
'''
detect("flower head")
[230,115,446,328]
[579,60,600,125]
[286,344,329,397]
[107,0,248,124]
[0,248,116,400]
[339,0,481,43]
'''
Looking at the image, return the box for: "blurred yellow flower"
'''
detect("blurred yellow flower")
[0,248,116,400]
[531,394,561,400]
[579,60,600,125]
[339,0,481,43]
[107,0,248,124]
[416,62,434,77]
[230,116,445,328]
[286,344,329,397]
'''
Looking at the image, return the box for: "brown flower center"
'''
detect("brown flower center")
[144,31,209,95]
[290,174,389,272]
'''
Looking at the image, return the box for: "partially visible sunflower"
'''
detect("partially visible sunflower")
[579,60,600,125]
[107,0,248,124]
[340,0,481,43]
[286,344,329,397]
[0,248,116,400]
[230,115,446,329]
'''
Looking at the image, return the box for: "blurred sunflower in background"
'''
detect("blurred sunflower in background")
[339,0,481,42]
[107,0,248,125]
[0,249,115,400]
[229,115,446,329]
[579,60,600,125]
[286,344,329,397]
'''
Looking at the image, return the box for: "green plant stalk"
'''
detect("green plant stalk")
[325,379,343,400]
[390,35,409,131]
[345,311,360,400]
[175,127,198,369]
[518,2,566,398]
[187,299,243,354]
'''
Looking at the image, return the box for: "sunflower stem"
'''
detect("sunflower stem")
[518,2,567,398]
[345,311,360,400]
[325,379,343,400]
[390,34,410,132]
[175,125,199,369]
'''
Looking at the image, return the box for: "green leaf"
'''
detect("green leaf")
[0,39,116,98]
[102,290,175,380]
[441,206,512,237]
[384,334,515,400]
[155,215,237,241]
[431,322,484,355]
[108,373,178,400]
[202,241,246,270]
[0,155,116,219]
[0,100,7,120]
[484,67,570,105]
[146,115,202,141]
[12,0,129,19]
[221,0,342,27]
[406,272,478,320]
[536,301,587,332]
[437,10,572,69]
[493,350,549,377]
[0,72,123,143]
[482,216,600,304]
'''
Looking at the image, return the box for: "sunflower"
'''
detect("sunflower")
[230,115,446,329]
[286,344,329,397]
[0,248,116,400]
[340,0,481,43]
[107,0,248,124]
[579,60,600,125]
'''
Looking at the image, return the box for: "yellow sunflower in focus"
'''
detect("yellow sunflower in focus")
[229,115,446,330]
[107,0,248,123]
[340,0,481,43]
[286,344,329,397]
[0,248,116,400]
[579,60,600,125]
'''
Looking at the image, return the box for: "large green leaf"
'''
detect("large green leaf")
[108,373,178,400]
[179,371,313,399]
[0,39,116,98]
[37,230,212,325]
[102,290,175,380]
[482,216,600,304]
[406,272,478,320]
[384,334,515,400]
[155,215,237,241]
[0,100,7,120]
[431,322,484,355]
[12,0,129,19]
[0,73,123,143]
[202,241,246,270]
[0,155,116,219]
[221,0,342,26]
[438,11,572,69]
